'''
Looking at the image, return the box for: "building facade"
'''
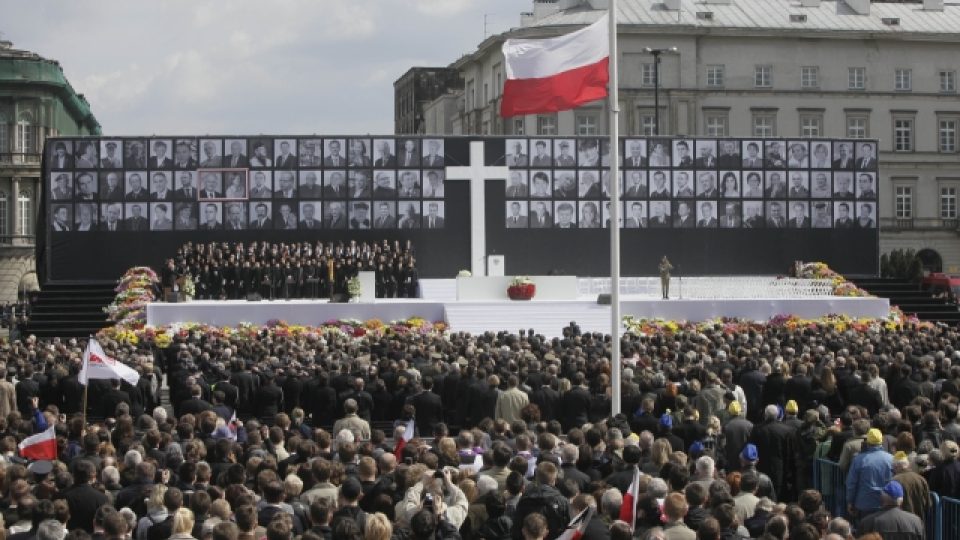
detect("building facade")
[393,67,464,134]
[0,40,100,300]
[415,0,960,273]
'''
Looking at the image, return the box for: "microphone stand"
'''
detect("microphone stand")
[677,264,683,300]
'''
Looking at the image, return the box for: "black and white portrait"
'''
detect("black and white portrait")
[530,139,552,166]
[48,140,73,169]
[623,201,647,228]
[506,201,528,228]
[554,201,577,228]
[742,201,764,228]
[695,139,718,168]
[248,139,273,168]
[856,172,877,199]
[810,171,832,198]
[74,141,98,169]
[765,201,787,228]
[350,170,374,198]
[100,171,124,201]
[672,139,694,168]
[198,202,223,231]
[249,171,273,199]
[249,202,273,229]
[397,170,421,198]
[422,139,445,167]
[623,170,647,198]
[74,203,98,231]
[296,171,322,198]
[349,202,371,230]
[600,171,620,199]
[788,201,810,228]
[647,139,672,168]
[423,170,445,198]
[175,202,199,231]
[578,139,600,167]
[274,139,298,169]
[579,201,601,228]
[273,171,298,199]
[764,172,787,198]
[672,171,694,198]
[787,141,809,168]
[298,139,322,168]
[124,203,149,231]
[530,171,552,198]
[648,201,671,228]
[74,172,98,201]
[223,139,248,168]
[199,172,224,199]
[397,139,421,167]
[347,138,372,167]
[601,201,622,228]
[624,139,647,168]
[505,139,529,167]
[423,201,445,229]
[672,201,695,228]
[649,170,671,199]
[124,139,148,168]
[855,141,878,170]
[553,171,577,198]
[787,171,809,198]
[100,203,123,231]
[199,139,223,168]
[834,201,855,228]
[811,202,832,228]
[51,204,72,232]
[149,202,173,230]
[553,139,576,167]
[719,171,740,198]
[124,172,150,201]
[149,171,173,201]
[529,201,552,228]
[600,139,617,167]
[398,201,422,229]
[695,171,718,198]
[742,172,764,198]
[149,139,172,169]
[764,140,787,169]
[719,201,741,228]
[741,141,763,168]
[318,170,344,198]
[833,141,855,170]
[223,171,248,199]
[371,171,397,198]
[697,201,718,228]
[50,173,73,201]
[323,201,347,229]
[857,202,877,228]
[717,140,741,168]
[274,202,298,230]
[99,140,123,168]
[834,172,855,199]
[372,139,396,167]
[173,139,198,169]
[373,201,397,229]
[324,139,347,167]
[223,202,246,231]
[810,142,832,169]
[298,201,322,229]
[578,170,602,198]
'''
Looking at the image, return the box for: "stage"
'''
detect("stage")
[145,278,891,337]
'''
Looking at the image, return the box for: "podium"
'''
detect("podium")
[487,255,505,277]
[358,271,376,302]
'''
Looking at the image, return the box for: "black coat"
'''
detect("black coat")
[408,390,443,436]
[256,383,284,420]
[229,371,259,415]
[783,376,813,413]
[15,377,39,416]
[749,420,799,502]
[59,483,109,533]
[100,388,131,419]
[560,387,592,431]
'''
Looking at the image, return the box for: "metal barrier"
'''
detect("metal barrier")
[814,458,846,518]
[929,491,941,540]
[943,496,960,540]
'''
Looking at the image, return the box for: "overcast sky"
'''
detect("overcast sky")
[1,0,519,136]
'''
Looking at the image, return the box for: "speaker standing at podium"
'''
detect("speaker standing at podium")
[659,256,673,300]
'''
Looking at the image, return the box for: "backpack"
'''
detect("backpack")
[512,485,568,540]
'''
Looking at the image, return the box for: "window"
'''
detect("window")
[15,112,33,154]
[801,66,819,89]
[848,67,866,90]
[800,114,822,137]
[847,115,868,138]
[941,186,958,219]
[536,115,557,135]
[894,117,914,151]
[0,115,7,154]
[706,65,725,87]
[940,70,957,93]
[752,112,776,137]
[754,65,773,88]
[940,119,957,152]
[513,118,524,136]
[895,185,913,218]
[638,112,656,136]
[0,192,7,237]
[576,115,599,136]
[465,79,475,110]
[641,63,656,87]
[483,83,489,104]
[493,63,502,97]
[17,189,32,237]
[895,69,912,91]
[705,113,728,137]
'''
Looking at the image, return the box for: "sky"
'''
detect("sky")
[1,0,519,135]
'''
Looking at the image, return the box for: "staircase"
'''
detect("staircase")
[24,283,116,338]
[852,278,960,325]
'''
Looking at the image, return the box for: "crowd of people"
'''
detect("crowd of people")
[162,240,419,300]
[0,319,955,540]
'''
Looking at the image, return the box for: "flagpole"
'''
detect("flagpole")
[81,336,89,427]
[608,1,622,417]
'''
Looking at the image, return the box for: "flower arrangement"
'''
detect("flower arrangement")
[181,275,196,299]
[457,270,472,277]
[347,276,363,298]
[792,261,870,297]
[508,276,536,300]
[104,267,159,329]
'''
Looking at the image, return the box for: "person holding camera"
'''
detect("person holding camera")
[399,468,468,532]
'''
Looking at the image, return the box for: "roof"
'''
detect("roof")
[524,0,960,36]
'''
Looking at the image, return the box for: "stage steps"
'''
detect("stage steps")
[852,278,960,324]
[24,283,116,338]
[443,300,613,337]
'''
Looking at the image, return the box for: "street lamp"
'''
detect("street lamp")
[644,47,678,136]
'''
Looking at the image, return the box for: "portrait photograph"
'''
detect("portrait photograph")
[672,201,696,228]
[174,202,199,231]
[765,201,787,228]
[298,171,324,199]
[599,201,621,228]
[718,201,742,228]
[530,139,552,166]
[600,139,618,167]
[763,140,787,169]
[248,202,273,229]
[323,201,347,229]
[124,172,150,201]
[695,171,718,198]
[648,170,671,199]
[124,139,148,168]
[422,201,445,229]
[149,202,174,230]
[274,202,298,230]
[249,171,274,199]
[397,139,421,167]
[834,201,856,228]
[324,138,347,167]
[197,202,223,231]
[600,170,620,199]
[248,139,273,168]
[787,141,809,169]
[199,139,223,168]
[123,203,150,231]
[348,201,372,230]
[578,201,601,228]
[223,171,248,200]
[529,201,552,228]
[148,171,173,201]
[648,200,671,228]
[856,172,877,199]
[833,172,855,199]
[372,201,397,229]
[553,201,577,228]
[764,171,787,198]
[148,139,172,169]
[100,203,123,231]
[647,139,672,168]
[529,171,553,198]
[347,138,372,167]
[553,171,577,198]
[672,139,694,168]
[696,200,718,228]
[810,171,832,198]
[372,139,396,168]
[173,139,198,169]
[623,170,647,198]
[719,171,740,198]
[274,139,299,169]
[422,139,445,168]
[832,141,855,170]
[396,170,421,198]
[811,202,833,228]
[622,201,646,229]
[717,140,741,168]
[578,170,602,198]
[273,171,298,199]
[74,141,99,169]
[742,172,764,198]
[48,140,73,169]
[74,172,98,201]
[198,172,224,199]
[741,140,763,168]
[855,141,878,170]
[577,139,600,167]
[397,201,422,229]
[672,171,695,198]
[298,139,323,168]
[99,140,123,168]
[809,142,832,169]
[505,139,529,167]
[50,204,72,232]
[786,171,810,198]
[223,202,246,231]
[856,202,877,228]
[694,139,718,168]
[223,139,248,168]
[298,201,323,229]
[423,170,445,198]
[371,171,397,198]
[505,200,529,229]
[788,201,810,228]
[320,170,345,198]
[50,173,73,201]
[624,139,647,168]
[742,201,765,228]
[553,139,576,167]
[74,203,99,231]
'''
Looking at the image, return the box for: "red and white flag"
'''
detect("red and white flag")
[393,418,416,460]
[618,466,641,529]
[18,426,56,460]
[500,14,609,117]
[79,338,140,386]
[557,505,595,540]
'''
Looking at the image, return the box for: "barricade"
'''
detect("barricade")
[943,496,960,540]
[928,491,941,540]
[813,458,846,518]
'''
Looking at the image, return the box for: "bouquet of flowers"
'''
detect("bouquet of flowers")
[104,266,160,329]
[181,275,196,299]
[507,276,536,300]
[347,276,362,298]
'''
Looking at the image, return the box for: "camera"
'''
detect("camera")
[423,493,434,509]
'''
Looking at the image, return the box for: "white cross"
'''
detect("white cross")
[446,141,510,276]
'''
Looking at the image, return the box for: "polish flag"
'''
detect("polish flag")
[19,426,57,461]
[393,418,416,460]
[618,466,641,529]
[557,505,595,540]
[500,14,609,117]
[79,338,140,386]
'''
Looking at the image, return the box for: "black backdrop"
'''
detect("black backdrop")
[39,135,879,283]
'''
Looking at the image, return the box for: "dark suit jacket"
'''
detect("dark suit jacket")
[174,158,198,169]
[323,155,346,167]
[323,186,347,198]
[223,154,248,168]
[718,155,741,168]
[695,157,717,168]
[300,185,323,198]
[398,152,420,167]
[125,217,149,231]
[174,188,197,201]
[62,483,110,533]
[250,218,272,229]
[675,156,693,168]
[102,187,124,201]
[99,221,124,231]
[697,218,717,228]
[423,216,444,229]
[624,155,647,167]
[200,190,222,199]
[506,215,528,228]
[149,157,172,168]
[275,155,298,169]
[300,219,321,229]
[374,155,396,167]
[789,217,810,228]
[423,155,444,167]
[323,215,347,229]
[51,155,74,168]
[126,189,150,201]
[674,215,694,228]
[530,213,551,228]
[373,187,397,198]
[833,158,854,170]
[409,391,443,436]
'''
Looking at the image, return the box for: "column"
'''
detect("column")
[10,176,18,242]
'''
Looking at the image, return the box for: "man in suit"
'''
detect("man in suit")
[101,172,124,201]
[531,140,552,166]
[673,140,694,168]
[173,172,196,201]
[250,142,272,167]
[300,203,321,229]
[224,203,244,230]
[766,202,786,228]
[625,141,647,168]
[744,204,764,228]
[578,139,600,166]
[674,173,694,198]
[299,172,323,198]
[697,202,717,228]
[833,143,854,170]
[424,202,444,229]
[530,172,551,198]
[765,173,787,198]
[350,202,371,229]
[834,174,855,199]
[624,172,647,198]
[52,205,72,231]
[423,139,444,167]
[789,174,809,198]
[200,173,222,198]
[554,141,575,166]
[696,145,717,168]
[398,203,421,228]
[250,172,271,198]
[720,203,741,228]
[553,172,577,198]
[200,203,221,230]
[812,203,832,228]
[276,203,297,229]
[506,171,528,197]
[374,202,396,229]
[530,202,551,228]
[100,204,123,231]
[174,141,198,169]
[323,202,347,229]
[100,142,122,168]
[152,203,173,230]
[788,143,808,168]
[765,141,786,168]
[374,140,396,167]
[743,173,764,198]
[368,174,393,199]
[250,203,272,229]
[75,173,97,200]
[74,204,97,231]
[176,204,198,230]
[857,143,877,170]
[506,202,528,228]
[223,140,247,168]
[397,171,419,198]
[274,172,297,199]
[857,173,877,199]
[649,172,670,198]
[696,172,719,198]
[125,204,149,231]
[674,202,695,228]
[555,202,576,228]
[399,139,420,167]
[423,171,444,198]
[299,142,322,167]
[649,202,670,228]
[811,172,831,198]
[790,202,810,228]
[52,173,73,200]
[834,202,855,228]
[76,142,98,168]
[324,140,346,166]
[199,140,222,167]
[625,202,647,228]
[742,142,763,168]
[858,203,876,228]
[324,171,347,198]
[150,141,173,168]
[151,172,173,201]
[718,140,741,168]
[275,141,298,169]
[51,142,73,169]
[579,171,601,198]
[352,172,373,198]
[125,141,146,168]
